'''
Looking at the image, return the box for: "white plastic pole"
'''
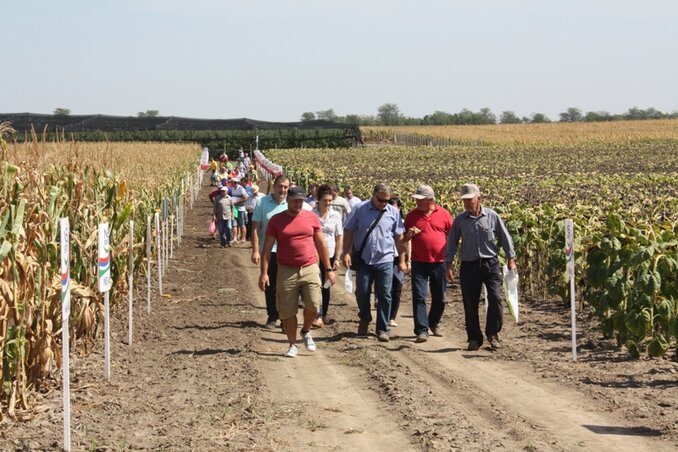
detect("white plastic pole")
[104,291,111,379]
[170,215,174,259]
[146,215,151,314]
[155,212,162,294]
[98,223,112,380]
[565,219,577,361]
[163,218,168,271]
[128,220,134,345]
[59,218,71,452]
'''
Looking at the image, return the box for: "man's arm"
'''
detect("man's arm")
[342,229,354,268]
[445,221,462,280]
[495,213,517,270]
[251,221,261,264]
[395,233,407,272]
[258,235,275,291]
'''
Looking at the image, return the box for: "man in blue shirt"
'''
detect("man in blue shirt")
[445,183,516,351]
[343,183,406,342]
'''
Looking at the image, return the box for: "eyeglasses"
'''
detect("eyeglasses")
[374,195,390,203]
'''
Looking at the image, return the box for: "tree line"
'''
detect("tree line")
[302,104,678,126]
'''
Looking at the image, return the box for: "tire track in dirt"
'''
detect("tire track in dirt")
[374,298,676,452]
[230,248,419,451]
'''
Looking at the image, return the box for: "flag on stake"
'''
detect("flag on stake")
[59,218,71,452]
[98,223,112,293]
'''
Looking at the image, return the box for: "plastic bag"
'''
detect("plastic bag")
[503,265,519,323]
[344,268,354,294]
[208,220,216,235]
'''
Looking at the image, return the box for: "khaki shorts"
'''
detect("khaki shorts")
[276,263,321,320]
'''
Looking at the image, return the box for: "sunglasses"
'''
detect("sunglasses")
[374,195,390,203]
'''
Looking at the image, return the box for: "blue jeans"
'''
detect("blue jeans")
[218,219,232,246]
[411,261,447,335]
[355,260,393,333]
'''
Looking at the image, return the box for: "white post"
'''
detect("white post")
[59,218,71,452]
[565,219,577,361]
[128,220,134,345]
[170,215,174,259]
[163,218,168,271]
[155,212,162,295]
[98,223,113,380]
[146,215,151,314]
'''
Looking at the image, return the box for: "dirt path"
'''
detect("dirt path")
[2,179,677,451]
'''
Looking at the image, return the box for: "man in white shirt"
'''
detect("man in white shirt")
[344,185,362,210]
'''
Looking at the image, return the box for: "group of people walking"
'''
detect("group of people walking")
[242,171,516,358]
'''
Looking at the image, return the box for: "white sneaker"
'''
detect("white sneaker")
[389,319,398,327]
[284,344,298,358]
[302,331,316,352]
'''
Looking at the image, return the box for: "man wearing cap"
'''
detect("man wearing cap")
[252,175,290,329]
[213,185,234,248]
[342,183,407,342]
[404,185,453,343]
[259,186,336,358]
[445,183,516,351]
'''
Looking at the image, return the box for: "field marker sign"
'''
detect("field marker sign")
[60,218,71,452]
[98,223,112,380]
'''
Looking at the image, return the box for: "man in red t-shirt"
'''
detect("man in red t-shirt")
[259,186,336,358]
[404,185,453,343]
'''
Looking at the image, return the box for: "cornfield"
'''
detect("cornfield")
[0,130,199,419]
[363,119,678,146]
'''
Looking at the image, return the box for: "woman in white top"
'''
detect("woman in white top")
[312,184,343,328]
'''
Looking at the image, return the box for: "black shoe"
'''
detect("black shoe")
[430,324,443,337]
[467,340,481,351]
[488,335,501,351]
[415,333,428,343]
[358,320,369,336]
[377,331,390,342]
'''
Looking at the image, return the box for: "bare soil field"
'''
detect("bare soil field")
[2,182,677,451]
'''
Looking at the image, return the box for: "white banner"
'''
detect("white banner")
[200,146,209,170]
[98,223,112,293]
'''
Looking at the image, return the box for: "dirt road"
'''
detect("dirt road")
[3,181,677,451]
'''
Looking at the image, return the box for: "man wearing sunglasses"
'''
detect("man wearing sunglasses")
[342,183,407,342]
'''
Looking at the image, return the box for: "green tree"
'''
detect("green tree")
[499,111,522,124]
[300,112,316,122]
[315,109,337,121]
[377,103,403,125]
[53,107,71,116]
[529,112,551,123]
[559,107,583,122]
[584,111,613,122]
[138,110,160,118]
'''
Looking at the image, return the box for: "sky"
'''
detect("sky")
[2,0,677,122]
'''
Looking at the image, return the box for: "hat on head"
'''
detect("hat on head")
[220,186,228,191]
[287,186,306,200]
[251,184,259,193]
[412,185,435,200]
[460,183,481,199]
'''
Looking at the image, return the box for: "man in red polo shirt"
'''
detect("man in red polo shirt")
[259,186,336,358]
[404,185,453,343]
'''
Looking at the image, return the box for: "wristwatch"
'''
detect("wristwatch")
[324,268,334,272]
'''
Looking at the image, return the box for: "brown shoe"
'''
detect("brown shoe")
[377,331,390,342]
[488,335,501,351]
[415,333,428,343]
